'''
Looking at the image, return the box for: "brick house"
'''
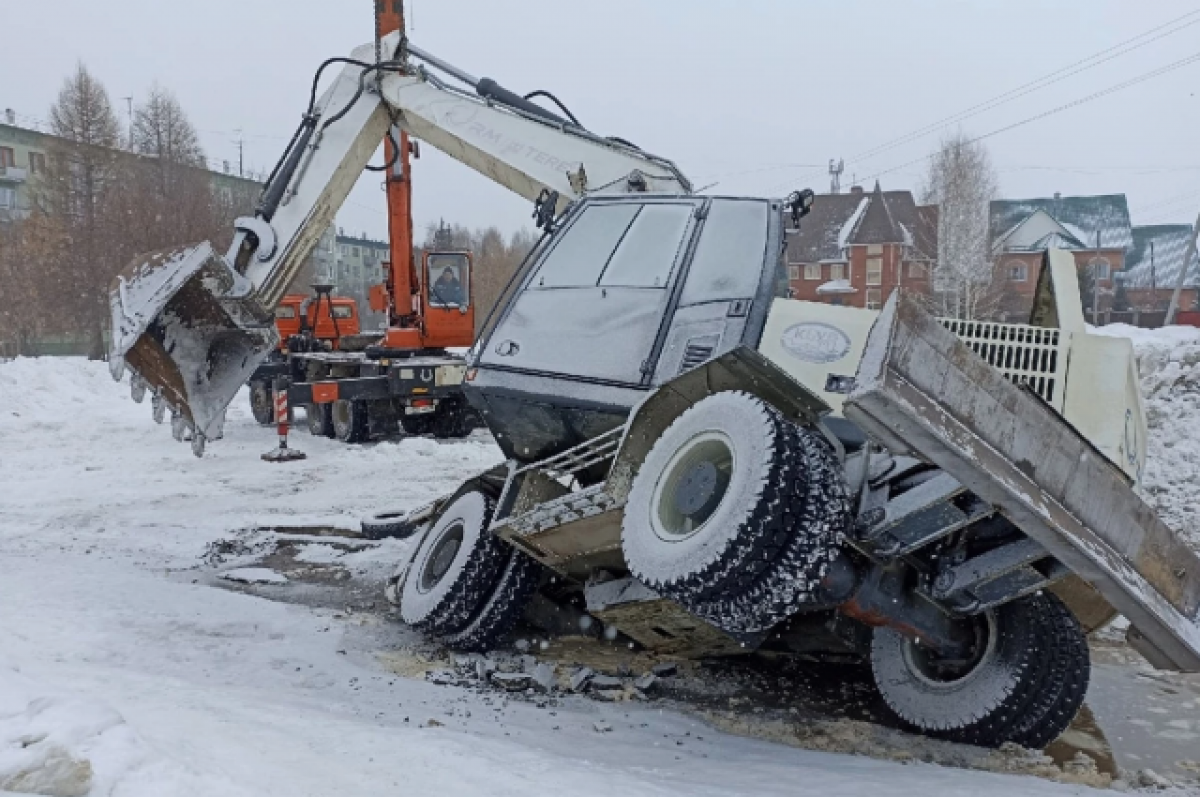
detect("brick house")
[785,182,937,310]
[1118,224,1199,313]
[989,194,1132,319]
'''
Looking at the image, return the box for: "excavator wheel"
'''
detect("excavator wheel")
[869,591,1089,748]
[306,403,334,437]
[399,491,508,634]
[332,399,369,443]
[249,383,274,426]
[431,402,473,439]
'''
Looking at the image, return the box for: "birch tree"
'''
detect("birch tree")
[921,132,1001,320]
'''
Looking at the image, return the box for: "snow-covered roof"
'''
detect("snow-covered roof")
[1120,225,1200,289]
[786,184,937,264]
[991,194,1132,251]
[816,279,857,294]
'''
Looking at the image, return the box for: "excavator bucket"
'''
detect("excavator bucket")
[109,242,278,441]
[845,291,1200,672]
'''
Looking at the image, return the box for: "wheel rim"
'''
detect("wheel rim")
[649,430,735,541]
[901,612,997,689]
[419,521,464,593]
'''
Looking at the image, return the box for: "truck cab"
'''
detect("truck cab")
[467,195,786,463]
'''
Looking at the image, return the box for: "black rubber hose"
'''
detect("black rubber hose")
[365,128,401,173]
[522,90,582,128]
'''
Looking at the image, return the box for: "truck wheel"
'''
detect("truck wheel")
[869,592,1086,747]
[399,491,507,635]
[332,399,369,443]
[682,430,851,632]
[622,392,843,612]
[249,383,274,426]
[361,509,423,540]
[307,403,333,437]
[401,415,433,436]
[431,405,472,439]
[439,548,542,652]
[1004,593,1090,749]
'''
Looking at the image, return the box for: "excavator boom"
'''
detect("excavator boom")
[108,32,690,452]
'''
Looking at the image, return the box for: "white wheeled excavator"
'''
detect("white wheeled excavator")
[108,31,1200,750]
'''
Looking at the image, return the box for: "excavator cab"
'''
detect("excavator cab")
[420,250,474,349]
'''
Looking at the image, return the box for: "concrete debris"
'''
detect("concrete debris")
[633,673,657,692]
[651,662,678,677]
[593,720,612,733]
[489,672,538,692]
[588,675,624,691]
[569,667,594,693]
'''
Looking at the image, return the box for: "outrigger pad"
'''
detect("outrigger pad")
[109,242,278,439]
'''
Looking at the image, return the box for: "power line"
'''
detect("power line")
[764,8,1200,195]
[844,9,1200,167]
[853,49,1200,189]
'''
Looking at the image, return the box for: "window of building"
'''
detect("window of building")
[804,264,821,280]
[0,147,13,168]
[0,186,15,208]
[907,262,927,279]
[352,246,361,258]
[830,263,845,281]
[866,257,882,286]
[867,244,883,255]
[28,152,45,174]
[1007,261,1028,281]
[866,288,882,310]
[1089,257,1111,281]
[787,265,800,281]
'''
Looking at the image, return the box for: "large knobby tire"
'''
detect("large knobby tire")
[431,403,473,439]
[622,392,849,632]
[399,491,507,635]
[307,403,334,437]
[870,592,1087,748]
[439,548,542,652]
[1005,593,1090,749]
[683,429,851,632]
[623,392,801,602]
[249,383,274,426]
[361,509,423,541]
[332,399,369,443]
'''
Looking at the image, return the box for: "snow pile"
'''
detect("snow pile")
[0,660,252,797]
[1094,324,1200,550]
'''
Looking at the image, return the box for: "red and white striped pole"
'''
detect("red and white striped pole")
[262,377,307,462]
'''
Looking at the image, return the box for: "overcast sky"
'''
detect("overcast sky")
[5,1,1200,241]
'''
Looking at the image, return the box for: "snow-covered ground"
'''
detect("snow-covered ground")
[0,353,1197,796]
[1095,323,1200,550]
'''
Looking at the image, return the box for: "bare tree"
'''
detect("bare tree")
[921,132,1001,320]
[40,63,122,357]
[420,221,537,333]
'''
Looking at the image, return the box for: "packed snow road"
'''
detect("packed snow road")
[0,352,1197,796]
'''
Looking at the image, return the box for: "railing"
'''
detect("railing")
[939,318,1071,411]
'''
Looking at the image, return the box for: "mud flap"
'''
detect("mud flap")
[109,242,277,438]
[844,292,1200,671]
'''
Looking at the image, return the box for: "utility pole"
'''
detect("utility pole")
[233,130,245,177]
[1165,208,1200,325]
[1149,240,1157,309]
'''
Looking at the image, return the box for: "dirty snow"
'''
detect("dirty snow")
[1,356,1150,796]
[1092,323,1200,551]
[220,567,289,584]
